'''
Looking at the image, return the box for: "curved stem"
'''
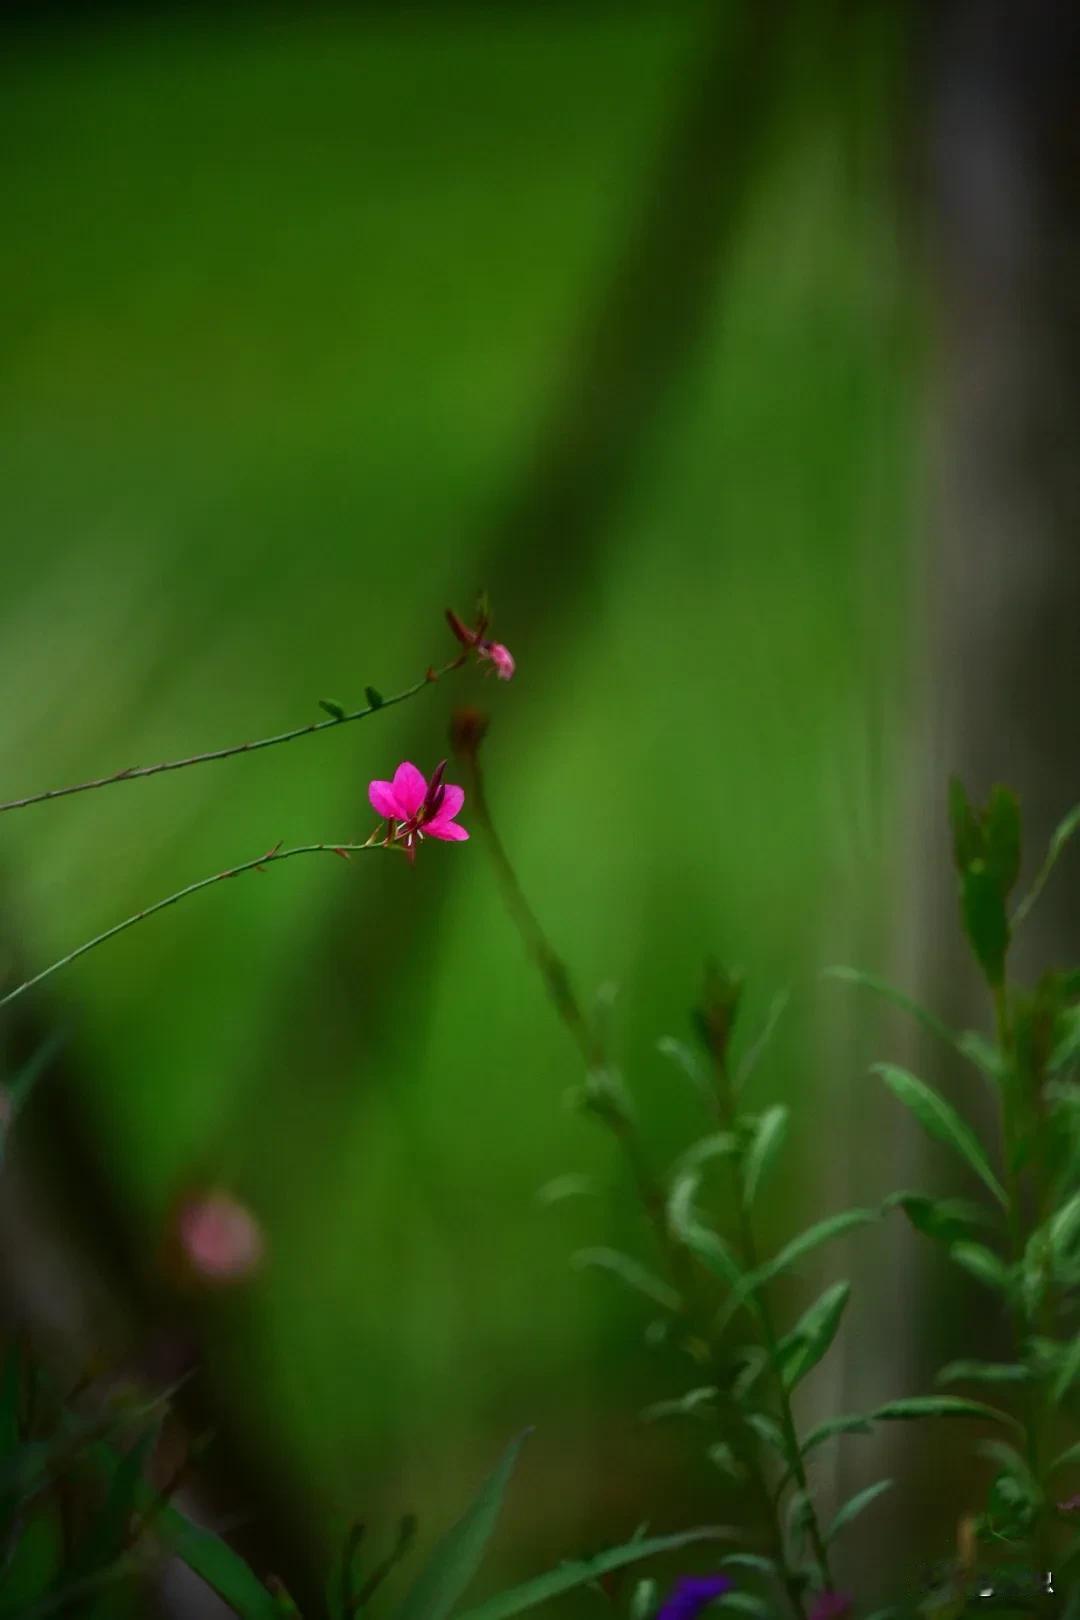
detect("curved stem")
[0,657,466,816]
[0,842,380,1010]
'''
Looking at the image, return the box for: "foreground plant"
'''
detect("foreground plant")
[834,784,1080,1612]
[457,713,1080,1617]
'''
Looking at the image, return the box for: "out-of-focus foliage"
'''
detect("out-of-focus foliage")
[0,0,916,1602]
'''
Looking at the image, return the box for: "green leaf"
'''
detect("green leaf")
[1052,1333,1080,1404]
[319,699,347,720]
[983,786,1022,897]
[872,1396,1020,1432]
[717,1596,771,1618]
[673,1134,740,1175]
[734,991,790,1093]
[640,1388,717,1424]
[826,1478,893,1543]
[1014,801,1080,927]
[936,1361,1030,1387]
[825,968,960,1057]
[743,1413,785,1461]
[718,1554,776,1576]
[1,1033,64,1160]
[777,1282,851,1391]
[705,1443,744,1483]
[1049,1438,1080,1476]
[1050,1192,1080,1262]
[747,1209,879,1295]
[391,1433,528,1620]
[667,1176,743,1293]
[741,1107,788,1208]
[949,1242,1012,1293]
[961,860,1010,988]
[76,1425,160,1576]
[365,687,384,709]
[85,1442,281,1620]
[656,1038,713,1107]
[629,1578,657,1620]
[949,777,982,872]
[572,1250,681,1314]
[886,1192,995,1246]
[873,1065,1006,1206]
[800,1414,873,1457]
[452,1528,728,1620]
[535,1174,597,1207]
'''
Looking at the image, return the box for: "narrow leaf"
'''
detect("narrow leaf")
[365,687,384,709]
[873,1396,1020,1432]
[656,1038,713,1106]
[949,1242,1012,1293]
[734,990,790,1093]
[391,1433,528,1620]
[1052,1333,1080,1404]
[452,1529,728,1620]
[778,1282,851,1390]
[800,1415,873,1457]
[1014,802,1080,927]
[937,1361,1030,1387]
[319,699,347,720]
[747,1209,879,1296]
[742,1107,788,1208]
[572,1250,681,1314]
[826,1480,893,1544]
[886,1192,995,1246]
[960,861,1010,988]
[667,1176,743,1292]
[874,1065,1006,1206]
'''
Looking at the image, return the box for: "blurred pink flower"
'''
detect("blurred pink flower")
[369,760,468,857]
[176,1190,264,1284]
[808,1594,853,1620]
[480,641,515,681]
[445,606,516,681]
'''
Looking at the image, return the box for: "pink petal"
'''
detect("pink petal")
[435,783,465,820]
[391,761,428,817]
[489,642,515,680]
[425,818,469,842]
[369,780,404,820]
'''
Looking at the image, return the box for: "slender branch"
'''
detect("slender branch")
[0,842,381,1011]
[462,741,808,1618]
[0,656,466,817]
[710,1052,834,1597]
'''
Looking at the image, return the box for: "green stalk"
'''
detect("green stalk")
[992,978,1054,1584]
[710,1054,835,1596]
[462,743,809,1618]
[0,841,381,1010]
[0,654,466,817]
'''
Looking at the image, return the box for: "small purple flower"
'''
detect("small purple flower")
[656,1574,733,1620]
[808,1593,853,1620]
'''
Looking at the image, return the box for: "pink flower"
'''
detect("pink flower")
[445,606,516,681]
[175,1190,265,1284]
[369,760,468,857]
[480,641,515,681]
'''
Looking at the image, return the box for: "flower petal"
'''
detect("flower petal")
[391,761,428,817]
[369,780,404,820]
[425,818,469,842]
[434,783,465,821]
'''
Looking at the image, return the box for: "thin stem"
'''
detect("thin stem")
[0,656,466,817]
[993,979,1053,1581]
[463,747,808,1618]
[711,1057,835,1595]
[0,842,380,1011]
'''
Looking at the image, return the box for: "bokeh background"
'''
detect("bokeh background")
[2,1,1078,1613]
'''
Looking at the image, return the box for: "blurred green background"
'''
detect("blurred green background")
[9,0,1066,1611]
